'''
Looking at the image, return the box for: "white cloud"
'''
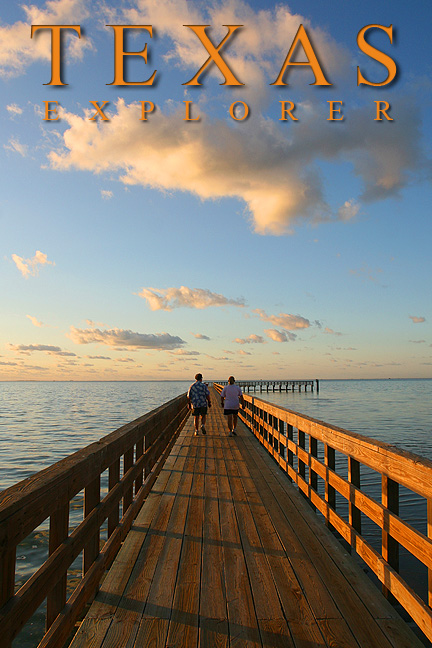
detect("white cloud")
[233,334,265,344]
[350,265,383,283]
[6,104,23,116]
[264,328,296,342]
[4,137,28,157]
[254,309,310,331]
[138,286,246,310]
[26,315,44,328]
[123,0,349,101]
[43,0,425,236]
[409,315,426,324]
[0,0,92,78]
[337,199,360,221]
[68,326,186,350]
[101,190,113,200]
[86,319,107,328]
[11,250,55,278]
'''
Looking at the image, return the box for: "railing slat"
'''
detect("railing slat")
[0,548,15,609]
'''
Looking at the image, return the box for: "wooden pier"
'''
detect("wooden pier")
[1,387,431,647]
[217,379,319,393]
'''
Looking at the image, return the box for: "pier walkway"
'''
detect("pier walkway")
[69,388,423,648]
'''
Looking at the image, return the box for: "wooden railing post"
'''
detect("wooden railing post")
[324,444,336,528]
[84,476,100,575]
[46,503,69,629]
[0,547,16,648]
[382,475,399,598]
[348,457,361,547]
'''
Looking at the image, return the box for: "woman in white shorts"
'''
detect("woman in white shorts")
[220,376,245,436]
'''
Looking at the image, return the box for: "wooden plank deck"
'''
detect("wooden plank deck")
[69,388,425,648]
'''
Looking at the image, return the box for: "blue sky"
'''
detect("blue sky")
[1,0,431,380]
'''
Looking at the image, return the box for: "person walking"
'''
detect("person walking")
[220,376,245,437]
[187,373,211,436]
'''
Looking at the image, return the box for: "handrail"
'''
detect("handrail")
[0,393,189,648]
[213,383,432,642]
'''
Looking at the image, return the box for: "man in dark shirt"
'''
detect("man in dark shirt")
[187,373,211,436]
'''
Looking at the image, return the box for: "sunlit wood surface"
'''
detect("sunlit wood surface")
[69,388,424,648]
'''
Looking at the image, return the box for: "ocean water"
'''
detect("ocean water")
[0,379,431,646]
[0,381,190,492]
[255,378,432,459]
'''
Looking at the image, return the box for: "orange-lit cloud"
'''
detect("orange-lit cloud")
[46,100,423,235]
[264,328,296,342]
[409,315,426,324]
[26,315,44,328]
[324,327,342,336]
[254,309,310,330]
[233,334,265,344]
[138,286,246,310]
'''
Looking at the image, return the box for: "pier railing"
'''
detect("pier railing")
[214,383,432,642]
[0,394,189,648]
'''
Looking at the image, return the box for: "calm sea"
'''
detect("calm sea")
[1,379,431,646]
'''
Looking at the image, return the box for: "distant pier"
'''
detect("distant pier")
[216,379,319,393]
